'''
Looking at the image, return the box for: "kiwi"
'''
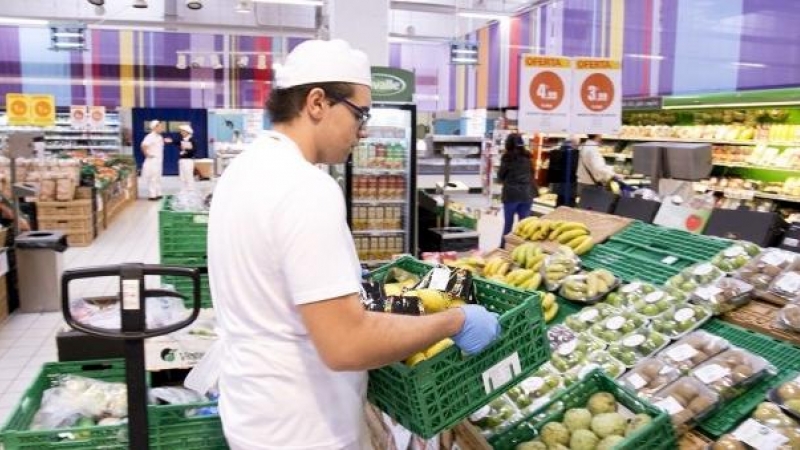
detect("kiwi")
[687,396,715,414]
[731,364,754,383]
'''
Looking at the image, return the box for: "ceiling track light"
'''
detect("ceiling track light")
[132,0,148,8]
[176,54,188,69]
[186,0,203,10]
[87,0,105,5]
[236,0,253,13]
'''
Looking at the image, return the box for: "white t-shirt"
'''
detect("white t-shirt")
[207,131,367,450]
[142,132,164,160]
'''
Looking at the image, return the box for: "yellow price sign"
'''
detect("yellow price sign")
[6,93,30,125]
[30,95,55,127]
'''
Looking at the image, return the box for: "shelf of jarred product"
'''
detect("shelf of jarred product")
[352,199,406,205]
[418,158,480,166]
[352,229,405,236]
[361,137,406,143]
[353,168,407,175]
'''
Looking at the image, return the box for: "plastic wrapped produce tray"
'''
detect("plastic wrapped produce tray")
[367,256,549,438]
[0,359,226,450]
[581,245,681,285]
[698,319,800,437]
[488,369,677,450]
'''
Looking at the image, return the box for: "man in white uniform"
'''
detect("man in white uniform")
[206,39,500,450]
[141,120,165,200]
[177,124,197,190]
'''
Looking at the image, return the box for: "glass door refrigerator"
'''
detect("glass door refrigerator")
[345,103,417,267]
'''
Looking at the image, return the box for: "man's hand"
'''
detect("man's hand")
[452,305,501,355]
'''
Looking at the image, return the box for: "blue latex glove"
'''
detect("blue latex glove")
[452,305,501,355]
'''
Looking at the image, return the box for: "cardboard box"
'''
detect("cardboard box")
[145,334,216,371]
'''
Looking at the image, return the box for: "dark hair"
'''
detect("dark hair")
[587,134,601,141]
[502,133,530,161]
[266,82,356,124]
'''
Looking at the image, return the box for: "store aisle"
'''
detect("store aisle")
[0,178,178,426]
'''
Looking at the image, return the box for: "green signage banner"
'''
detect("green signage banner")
[371,67,415,103]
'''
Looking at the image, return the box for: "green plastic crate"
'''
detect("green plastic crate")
[601,239,698,271]
[612,222,732,262]
[0,359,227,450]
[489,370,677,450]
[699,319,800,437]
[581,245,680,285]
[161,255,212,309]
[367,257,550,439]
[159,197,209,259]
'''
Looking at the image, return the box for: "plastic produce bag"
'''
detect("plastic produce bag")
[31,376,128,430]
[711,241,761,273]
[769,266,800,300]
[735,248,798,290]
[171,190,208,212]
[68,295,190,330]
[149,387,206,405]
[692,348,775,398]
[666,262,725,294]
[777,301,800,333]
[691,277,754,315]
[540,248,580,291]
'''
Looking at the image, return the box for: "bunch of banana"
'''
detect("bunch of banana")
[445,255,485,273]
[483,256,511,278]
[550,221,594,255]
[501,268,542,291]
[404,288,452,313]
[405,338,454,366]
[513,218,562,241]
[542,292,559,322]
[560,269,618,302]
[383,278,419,296]
[543,254,580,289]
[511,242,546,271]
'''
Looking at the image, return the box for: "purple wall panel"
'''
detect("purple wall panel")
[488,22,500,108]
[622,0,648,97]
[563,0,595,57]
[738,0,800,90]
[96,30,121,107]
[658,0,678,95]
[0,26,22,100]
[389,43,402,67]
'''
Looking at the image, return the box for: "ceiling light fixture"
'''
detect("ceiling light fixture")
[236,0,253,13]
[733,62,766,68]
[133,0,148,8]
[252,0,324,6]
[0,17,49,26]
[237,56,249,68]
[176,54,188,69]
[625,53,664,60]
[191,56,204,68]
[186,0,203,10]
[457,11,510,20]
[87,0,105,5]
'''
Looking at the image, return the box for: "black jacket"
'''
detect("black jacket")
[178,137,198,159]
[498,154,536,203]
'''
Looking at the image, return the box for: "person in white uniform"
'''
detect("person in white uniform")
[177,124,197,190]
[576,133,618,194]
[204,39,501,450]
[141,120,165,200]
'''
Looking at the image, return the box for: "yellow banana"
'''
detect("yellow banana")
[524,273,542,290]
[558,229,589,244]
[566,234,590,249]
[586,274,599,298]
[544,303,559,322]
[595,269,616,286]
[542,293,556,309]
[574,236,595,255]
[497,261,511,276]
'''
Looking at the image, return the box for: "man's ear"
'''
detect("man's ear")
[306,87,328,122]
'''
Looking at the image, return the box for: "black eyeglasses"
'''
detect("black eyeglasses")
[329,95,371,127]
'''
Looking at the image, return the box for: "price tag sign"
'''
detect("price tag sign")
[518,55,572,133]
[89,106,106,130]
[6,93,30,126]
[70,106,88,128]
[571,58,622,134]
[30,95,55,127]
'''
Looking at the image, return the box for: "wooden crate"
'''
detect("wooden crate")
[38,218,93,234]
[723,299,800,346]
[36,199,92,220]
[503,233,526,252]
[440,422,491,450]
[74,187,93,200]
[66,231,94,247]
[542,206,633,244]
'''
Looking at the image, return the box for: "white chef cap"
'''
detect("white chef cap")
[274,39,371,89]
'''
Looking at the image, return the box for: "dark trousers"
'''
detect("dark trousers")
[501,201,533,247]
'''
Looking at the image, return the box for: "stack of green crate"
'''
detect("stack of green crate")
[159,197,212,308]
[582,221,732,285]
[0,359,228,450]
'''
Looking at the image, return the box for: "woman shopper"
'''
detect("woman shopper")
[177,124,198,190]
[577,133,617,194]
[498,133,536,247]
[141,120,165,201]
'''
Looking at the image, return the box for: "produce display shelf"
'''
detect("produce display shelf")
[0,359,225,450]
[606,135,800,146]
[714,162,800,173]
[581,245,680,285]
[609,221,732,263]
[699,319,800,438]
[489,370,677,450]
[368,257,549,439]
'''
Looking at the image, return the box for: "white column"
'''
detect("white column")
[328,0,389,66]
